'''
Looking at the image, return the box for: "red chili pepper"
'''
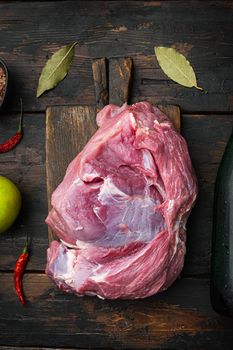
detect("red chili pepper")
[0,98,23,153]
[14,242,29,306]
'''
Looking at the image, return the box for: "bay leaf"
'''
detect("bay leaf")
[37,42,78,97]
[154,46,202,90]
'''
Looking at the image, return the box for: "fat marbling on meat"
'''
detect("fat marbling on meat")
[45,101,198,299]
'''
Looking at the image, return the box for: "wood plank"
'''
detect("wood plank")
[92,58,108,112]
[0,1,233,112]
[1,112,233,274]
[109,57,133,105]
[46,106,97,242]
[0,273,233,349]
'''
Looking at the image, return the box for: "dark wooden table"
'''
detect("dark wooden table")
[1,1,233,349]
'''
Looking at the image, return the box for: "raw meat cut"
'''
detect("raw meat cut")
[45,102,198,299]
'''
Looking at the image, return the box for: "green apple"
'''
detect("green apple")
[0,175,22,233]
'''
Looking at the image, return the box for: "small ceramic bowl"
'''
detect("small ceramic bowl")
[0,59,8,108]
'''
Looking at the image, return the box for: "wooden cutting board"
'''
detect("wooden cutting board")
[46,58,180,242]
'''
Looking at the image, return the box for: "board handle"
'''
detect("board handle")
[91,57,180,132]
[92,58,108,112]
[109,57,133,106]
[92,57,133,109]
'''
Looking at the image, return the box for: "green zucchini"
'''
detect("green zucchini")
[211,132,233,317]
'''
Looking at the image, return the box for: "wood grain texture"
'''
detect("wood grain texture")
[109,57,133,105]
[46,105,97,242]
[0,1,233,112]
[0,273,233,349]
[92,58,108,111]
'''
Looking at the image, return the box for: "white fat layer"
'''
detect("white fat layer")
[51,245,95,289]
[129,112,137,129]
[155,182,166,198]
[143,149,155,171]
[72,178,83,185]
[167,199,174,212]
[97,294,105,300]
[60,239,79,249]
[95,177,166,247]
[98,177,129,203]
[93,206,105,224]
[53,245,75,281]
[75,239,92,249]
[60,238,92,250]
[91,271,109,283]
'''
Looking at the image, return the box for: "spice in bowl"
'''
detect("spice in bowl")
[0,65,7,106]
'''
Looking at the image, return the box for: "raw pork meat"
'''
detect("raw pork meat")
[46,102,198,299]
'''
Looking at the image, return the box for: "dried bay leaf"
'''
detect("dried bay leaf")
[154,46,202,90]
[37,42,78,97]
